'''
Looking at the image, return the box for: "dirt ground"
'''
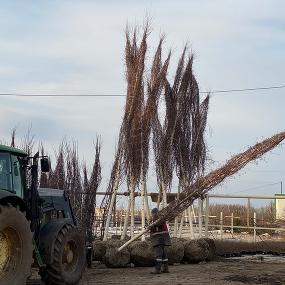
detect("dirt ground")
[29,255,285,285]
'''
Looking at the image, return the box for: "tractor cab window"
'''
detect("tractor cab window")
[42,210,65,224]
[0,153,12,192]
[11,155,23,197]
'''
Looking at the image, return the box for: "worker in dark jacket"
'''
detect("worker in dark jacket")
[149,208,171,274]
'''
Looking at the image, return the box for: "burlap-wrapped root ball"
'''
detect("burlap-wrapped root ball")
[93,238,130,262]
[129,241,155,267]
[104,247,130,268]
[184,239,210,263]
[111,234,130,241]
[166,238,185,264]
[214,240,255,256]
[255,241,285,254]
[103,239,131,268]
[202,238,216,261]
[106,239,127,249]
[93,240,107,261]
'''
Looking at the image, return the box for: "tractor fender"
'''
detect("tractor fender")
[0,191,27,212]
[39,218,73,264]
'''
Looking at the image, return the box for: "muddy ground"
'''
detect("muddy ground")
[29,255,285,285]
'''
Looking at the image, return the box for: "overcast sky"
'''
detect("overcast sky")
[0,1,284,206]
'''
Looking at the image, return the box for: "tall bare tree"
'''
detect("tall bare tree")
[152,48,187,209]
[83,138,102,243]
[101,139,124,240]
[48,143,65,190]
[140,38,170,238]
[173,54,209,189]
[65,142,83,227]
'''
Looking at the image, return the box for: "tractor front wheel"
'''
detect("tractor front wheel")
[40,224,85,285]
[0,204,33,285]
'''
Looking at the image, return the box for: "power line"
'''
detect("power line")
[203,85,285,94]
[0,84,284,98]
[231,182,281,194]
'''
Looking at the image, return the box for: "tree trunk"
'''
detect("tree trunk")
[178,211,185,238]
[173,217,178,237]
[144,181,151,222]
[141,177,146,241]
[156,184,162,209]
[130,177,136,238]
[121,197,131,240]
[162,180,167,209]
[173,182,181,237]
[188,207,194,239]
[103,164,121,241]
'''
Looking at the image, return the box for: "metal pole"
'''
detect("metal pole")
[141,177,146,241]
[231,213,234,236]
[96,192,285,200]
[102,163,121,241]
[121,198,131,240]
[247,198,250,228]
[119,212,123,235]
[281,181,283,195]
[178,211,185,238]
[205,195,209,238]
[192,205,197,223]
[115,214,118,236]
[174,183,181,237]
[220,212,223,239]
[188,207,194,239]
[130,179,135,238]
[144,182,151,223]
[103,190,117,241]
[198,198,203,238]
[253,212,256,243]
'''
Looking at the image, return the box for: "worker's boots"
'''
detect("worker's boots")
[151,261,162,274]
[162,261,169,273]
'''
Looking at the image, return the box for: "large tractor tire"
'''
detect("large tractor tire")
[0,204,33,285]
[40,224,85,285]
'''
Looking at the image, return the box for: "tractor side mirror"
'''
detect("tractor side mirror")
[41,158,50,173]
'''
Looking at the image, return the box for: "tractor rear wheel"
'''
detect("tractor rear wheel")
[0,204,33,285]
[40,224,85,285]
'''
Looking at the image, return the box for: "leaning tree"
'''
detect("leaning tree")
[118,131,285,251]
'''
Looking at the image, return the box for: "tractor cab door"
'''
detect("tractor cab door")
[11,154,23,197]
[0,152,13,193]
[0,152,23,197]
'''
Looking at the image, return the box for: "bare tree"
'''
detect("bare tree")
[48,143,65,190]
[152,48,187,209]
[173,53,209,190]
[83,138,102,243]
[118,131,285,250]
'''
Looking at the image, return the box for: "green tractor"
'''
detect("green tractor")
[0,145,86,285]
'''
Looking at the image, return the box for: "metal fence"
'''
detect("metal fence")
[95,192,285,241]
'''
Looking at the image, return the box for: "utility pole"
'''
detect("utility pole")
[281,181,283,195]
